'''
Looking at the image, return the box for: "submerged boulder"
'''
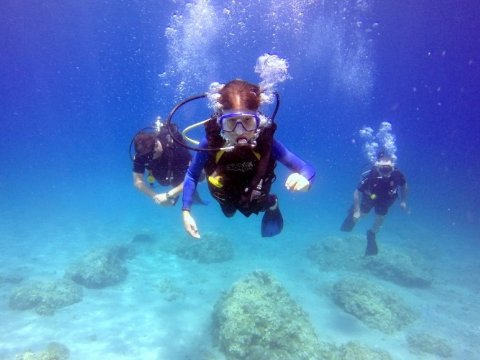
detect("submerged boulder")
[212,270,322,360]
[307,236,434,288]
[337,341,393,360]
[362,248,433,288]
[65,245,133,288]
[16,342,70,360]
[307,236,365,271]
[407,333,453,358]
[332,277,418,334]
[176,232,234,263]
[9,279,83,315]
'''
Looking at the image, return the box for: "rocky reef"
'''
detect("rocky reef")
[362,247,433,288]
[332,277,418,333]
[212,270,323,360]
[336,341,393,360]
[15,342,69,360]
[176,232,234,263]
[407,332,453,358]
[65,245,133,289]
[307,236,433,287]
[9,279,83,315]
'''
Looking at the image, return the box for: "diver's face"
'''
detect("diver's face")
[375,158,394,177]
[378,164,393,177]
[220,109,259,146]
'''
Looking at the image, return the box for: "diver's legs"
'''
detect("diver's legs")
[340,207,359,231]
[371,214,385,233]
[365,214,384,256]
[365,230,378,256]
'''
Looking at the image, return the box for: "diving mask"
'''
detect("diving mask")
[377,164,394,177]
[218,112,260,132]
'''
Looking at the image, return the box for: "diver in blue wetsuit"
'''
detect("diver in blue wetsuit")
[179,80,315,239]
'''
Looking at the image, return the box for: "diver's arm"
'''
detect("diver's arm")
[132,157,157,198]
[399,183,408,210]
[273,140,315,191]
[182,139,209,239]
[133,172,157,198]
[166,182,183,200]
[353,189,362,218]
[182,141,209,211]
[133,172,177,206]
[132,156,171,205]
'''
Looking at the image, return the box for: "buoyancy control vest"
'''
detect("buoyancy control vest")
[204,117,277,208]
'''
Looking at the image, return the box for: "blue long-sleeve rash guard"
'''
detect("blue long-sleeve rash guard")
[182,138,316,211]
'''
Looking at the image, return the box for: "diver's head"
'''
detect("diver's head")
[374,153,395,177]
[217,80,262,146]
[218,79,261,111]
[134,132,163,160]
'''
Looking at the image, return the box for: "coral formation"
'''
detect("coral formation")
[212,270,323,360]
[9,279,83,315]
[176,232,234,263]
[407,333,453,358]
[332,277,417,333]
[307,237,434,288]
[362,248,433,288]
[307,236,365,271]
[65,245,133,289]
[15,342,70,360]
[337,341,393,360]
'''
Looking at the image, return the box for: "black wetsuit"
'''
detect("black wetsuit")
[357,167,406,216]
[133,137,191,187]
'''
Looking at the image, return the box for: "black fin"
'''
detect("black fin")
[365,230,378,256]
[261,206,284,237]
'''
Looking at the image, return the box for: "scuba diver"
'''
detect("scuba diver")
[340,151,408,256]
[131,116,192,206]
[175,79,315,239]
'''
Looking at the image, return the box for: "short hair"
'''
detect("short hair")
[218,79,261,111]
[134,132,156,155]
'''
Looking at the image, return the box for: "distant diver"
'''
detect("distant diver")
[130,116,199,206]
[341,123,409,256]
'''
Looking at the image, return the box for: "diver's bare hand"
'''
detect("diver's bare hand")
[183,210,201,239]
[285,173,310,192]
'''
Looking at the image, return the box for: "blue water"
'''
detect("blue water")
[1,1,479,359]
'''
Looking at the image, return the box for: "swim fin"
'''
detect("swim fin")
[261,206,284,237]
[340,210,356,232]
[365,230,378,256]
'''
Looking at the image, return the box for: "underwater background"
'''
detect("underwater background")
[0,0,479,359]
